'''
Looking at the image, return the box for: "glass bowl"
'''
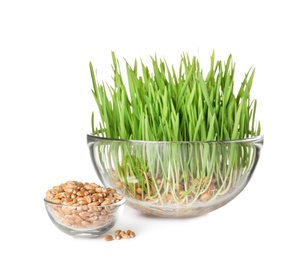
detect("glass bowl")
[87,134,264,218]
[44,196,125,238]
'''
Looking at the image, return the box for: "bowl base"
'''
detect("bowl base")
[51,219,116,238]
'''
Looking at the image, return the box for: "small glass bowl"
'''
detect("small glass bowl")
[44,197,125,238]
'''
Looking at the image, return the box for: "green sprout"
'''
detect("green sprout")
[88,51,262,214]
[90,51,260,141]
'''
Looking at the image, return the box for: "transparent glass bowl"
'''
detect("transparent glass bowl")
[44,197,125,238]
[87,135,264,218]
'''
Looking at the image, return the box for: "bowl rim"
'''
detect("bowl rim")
[44,196,126,207]
[87,133,264,145]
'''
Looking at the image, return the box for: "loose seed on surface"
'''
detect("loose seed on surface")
[104,235,114,241]
[115,234,122,240]
[107,229,136,241]
[114,230,121,236]
[120,232,130,239]
[127,230,136,238]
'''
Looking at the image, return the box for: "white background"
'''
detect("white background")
[1,0,291,259]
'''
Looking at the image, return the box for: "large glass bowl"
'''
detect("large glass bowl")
[87,134,263,218]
